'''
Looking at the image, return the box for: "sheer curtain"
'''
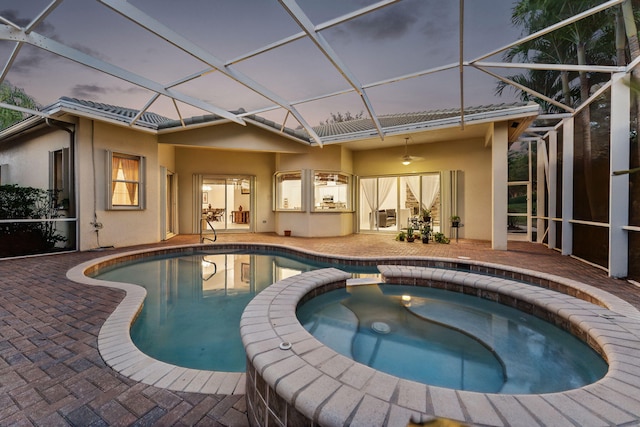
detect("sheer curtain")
[112,157,139,205]
[421,174,440,210]
[378,177,395,207]
[361,178,377,229]
[405,176,420,211]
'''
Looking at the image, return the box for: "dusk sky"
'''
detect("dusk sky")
[0,0,525,127]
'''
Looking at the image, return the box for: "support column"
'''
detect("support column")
[562,118,574,256]
[548,131,558,249]
[492,122,508,250]
[536,139,546,243]
[609,72,630,278]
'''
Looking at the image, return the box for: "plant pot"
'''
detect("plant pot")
[422,237,429,244]
[406,236,415,242]
[284,230,292,237]
[423,216,431,223]
[451,221,460,228]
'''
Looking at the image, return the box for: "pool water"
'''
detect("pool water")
[93,250,378,371]
[296,284,608,393]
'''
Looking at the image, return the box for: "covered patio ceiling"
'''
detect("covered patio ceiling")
[0,0,635,146]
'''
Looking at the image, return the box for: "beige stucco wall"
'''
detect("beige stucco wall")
[0,114,502,248]
[174,147,276,234]
[275,145,355,237]
[75,119,161,250]
[0,126,70,188]
[159,124,308,154]
[353,137,493,241]
[158,144,176,173]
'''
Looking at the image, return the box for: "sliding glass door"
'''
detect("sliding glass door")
[201,176,252,232]
[358,173,441,233]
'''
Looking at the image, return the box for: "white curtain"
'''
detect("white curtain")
[405,176,420,212]
[421,174,440,210]
[361,178,377,229]
[378,177,395,207]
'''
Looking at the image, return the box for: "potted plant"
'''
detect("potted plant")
[451,215,460,227]
[421,208,431,223]
[421,225,430,243]
[406,226,415,242]
[395,231,406,241]
[433,232,450,244]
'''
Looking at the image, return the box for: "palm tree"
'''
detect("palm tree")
[499,0,616,219]
[0,82,39,130]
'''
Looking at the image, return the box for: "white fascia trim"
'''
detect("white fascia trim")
[156,118,231,134]
[0,115,46,140]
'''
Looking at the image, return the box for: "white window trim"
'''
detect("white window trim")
[312,170,353,213]
[274,170,305,212]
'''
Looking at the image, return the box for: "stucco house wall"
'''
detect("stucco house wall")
[0,126,70,188]
[174,146,276,234]
[353,136,492,241]
[75,119,161,250]
[275,145,355,237]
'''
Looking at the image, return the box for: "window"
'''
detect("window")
[108,151,145,209]
[313,171,351,211]
[274,171,303,211]
[0,164,7,185]
[49,149,70,209]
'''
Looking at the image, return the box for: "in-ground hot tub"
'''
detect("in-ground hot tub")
[241,264,640,427]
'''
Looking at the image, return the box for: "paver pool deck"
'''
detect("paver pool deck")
[1,233,639,426]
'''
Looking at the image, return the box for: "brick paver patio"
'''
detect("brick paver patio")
[1,233,638,426]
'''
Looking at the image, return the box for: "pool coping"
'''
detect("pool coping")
[66,245,247,395]
[66,243,640,425]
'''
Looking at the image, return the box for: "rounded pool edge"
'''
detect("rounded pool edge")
[241,267,640,427]
[66,244,247,395]
[65,243,640,426]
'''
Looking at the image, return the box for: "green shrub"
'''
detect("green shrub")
[0,185,66,256]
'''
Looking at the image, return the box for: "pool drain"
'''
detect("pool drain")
[371,321,391,334]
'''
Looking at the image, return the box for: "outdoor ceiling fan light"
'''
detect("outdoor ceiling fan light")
[402,137,412,165]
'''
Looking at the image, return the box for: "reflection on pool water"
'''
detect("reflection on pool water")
[93,251,378,371]
[296,284,608,394]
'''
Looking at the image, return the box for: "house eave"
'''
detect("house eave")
[317,103,541,145]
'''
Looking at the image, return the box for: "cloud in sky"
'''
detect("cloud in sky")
[70,84,109,98]
[343,3,418,41]
[71,84,147,99]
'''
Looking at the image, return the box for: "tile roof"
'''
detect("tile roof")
[34,98,536,144]
[311,103,533,140]
[57,97,171,128]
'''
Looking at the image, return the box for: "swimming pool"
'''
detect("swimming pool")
[93,249,378,371]
[297,283,607,393]
[94,247,606,392]
[68,243,640,426]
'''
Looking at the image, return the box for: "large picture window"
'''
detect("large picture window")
[274,171,303,211]
[108,151,145,209]
[313,171,351,211]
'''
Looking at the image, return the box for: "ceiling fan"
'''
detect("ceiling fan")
[400,137,424,165]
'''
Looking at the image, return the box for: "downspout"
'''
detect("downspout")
[88,120,112,250]
[45,118,78,252]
